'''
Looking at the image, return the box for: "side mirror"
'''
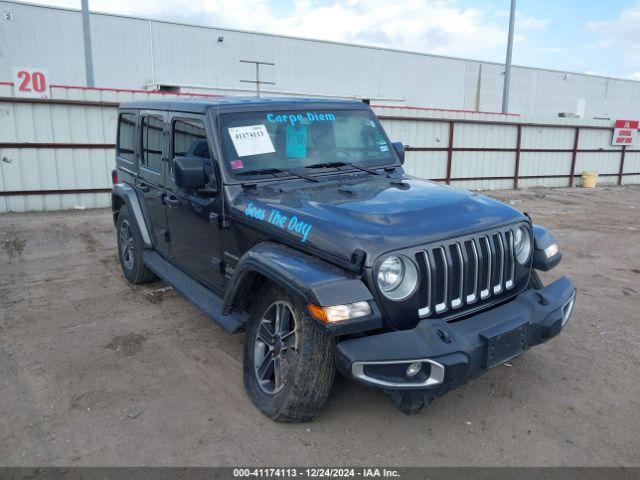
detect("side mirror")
[392,142,405,164]
[174,156,208,189]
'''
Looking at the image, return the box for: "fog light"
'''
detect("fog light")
[406,362,422,378]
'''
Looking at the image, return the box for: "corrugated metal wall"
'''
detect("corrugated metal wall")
[373,105,639,191]
[2,1,640,118]
[0,83,223,212]
[1,85,638,213]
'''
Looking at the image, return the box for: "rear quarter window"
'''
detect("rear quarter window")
[117,113,136,163]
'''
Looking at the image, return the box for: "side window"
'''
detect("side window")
[117,113,136,163]
[141,116,165,171]
[172,118,213,179]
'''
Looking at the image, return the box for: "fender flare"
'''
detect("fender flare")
[223,242,382,335]
[111,183,152,249]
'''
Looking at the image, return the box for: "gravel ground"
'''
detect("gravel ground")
[0,185,639,467]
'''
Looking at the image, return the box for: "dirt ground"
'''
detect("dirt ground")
[1,185,639,467]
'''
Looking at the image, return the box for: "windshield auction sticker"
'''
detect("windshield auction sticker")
[286,125,307,158]
[228,125,275,157]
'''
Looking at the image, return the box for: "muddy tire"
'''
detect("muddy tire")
[116,205,156,284]
[529,270,543,290]
[243,283,335,422]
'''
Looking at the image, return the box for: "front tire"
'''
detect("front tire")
[116,205,156,284]
[243,283,335,422]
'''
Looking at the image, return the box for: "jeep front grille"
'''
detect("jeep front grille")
[415,228,518,318]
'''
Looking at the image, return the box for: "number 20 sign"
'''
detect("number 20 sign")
[12,67,50,99]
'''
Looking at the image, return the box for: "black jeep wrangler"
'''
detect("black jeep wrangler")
[111,97,575,422]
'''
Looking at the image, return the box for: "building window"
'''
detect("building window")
[141,116,164,171]
[117,113,136,163]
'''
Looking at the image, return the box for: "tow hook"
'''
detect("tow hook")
[387,391,433,415]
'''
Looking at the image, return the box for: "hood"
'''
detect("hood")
[228,174,526,268]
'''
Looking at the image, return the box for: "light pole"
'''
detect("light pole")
[81,0,95,87]
[501,0,516,113]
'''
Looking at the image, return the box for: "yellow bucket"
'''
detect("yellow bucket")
[581,172,598,188]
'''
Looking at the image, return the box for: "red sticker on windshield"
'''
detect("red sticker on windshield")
[231,159,244,170]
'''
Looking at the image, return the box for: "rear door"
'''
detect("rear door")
[137,111,169,256]
[165,113,224,289]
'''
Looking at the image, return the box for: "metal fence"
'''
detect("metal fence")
[374,106,640,191]
[0,82,224,212]
[1,83,639,213]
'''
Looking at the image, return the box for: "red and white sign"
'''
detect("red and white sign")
[612,119,639,146]
[12,66,50,99]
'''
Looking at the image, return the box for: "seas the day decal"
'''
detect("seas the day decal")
[244,202,312,243]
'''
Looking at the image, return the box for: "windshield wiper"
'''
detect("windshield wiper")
[236,167,318,182]
[306,161,381,175]
[305,161,348,169]
[236,168,281,176]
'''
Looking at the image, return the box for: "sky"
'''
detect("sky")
[14,0,640,80]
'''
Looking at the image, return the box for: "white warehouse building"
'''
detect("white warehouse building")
[2,0,640,118]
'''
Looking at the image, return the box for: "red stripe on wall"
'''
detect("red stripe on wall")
[0,143,115,149]
[371,104,520,117]
[0,80,224,98]
[0,188,112,197]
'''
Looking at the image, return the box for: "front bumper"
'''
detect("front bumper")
[335,276,576,396]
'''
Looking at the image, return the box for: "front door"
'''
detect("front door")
[136,111,169,256]
[165,114,224,289]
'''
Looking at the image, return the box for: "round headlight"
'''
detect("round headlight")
[514,225,532,264]
[377,256,418,301]
[378,256,404,292]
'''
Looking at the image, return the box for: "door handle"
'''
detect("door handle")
[135,181,150,192]
[164,195,181,208]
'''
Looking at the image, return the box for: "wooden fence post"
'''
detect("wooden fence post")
[445,121,454,185]
[569,127,580,187]
[513,125,522,189]
[618,145,626,185]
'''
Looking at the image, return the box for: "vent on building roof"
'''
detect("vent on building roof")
[145,83,180,93]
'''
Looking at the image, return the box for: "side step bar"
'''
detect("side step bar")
[142,250,245,333]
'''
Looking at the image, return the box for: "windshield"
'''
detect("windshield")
[219,108,396,177]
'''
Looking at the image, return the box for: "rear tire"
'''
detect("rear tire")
[243,283,335,422]
[116,205,156,284]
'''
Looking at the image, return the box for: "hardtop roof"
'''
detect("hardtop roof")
[119,96,368,114]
